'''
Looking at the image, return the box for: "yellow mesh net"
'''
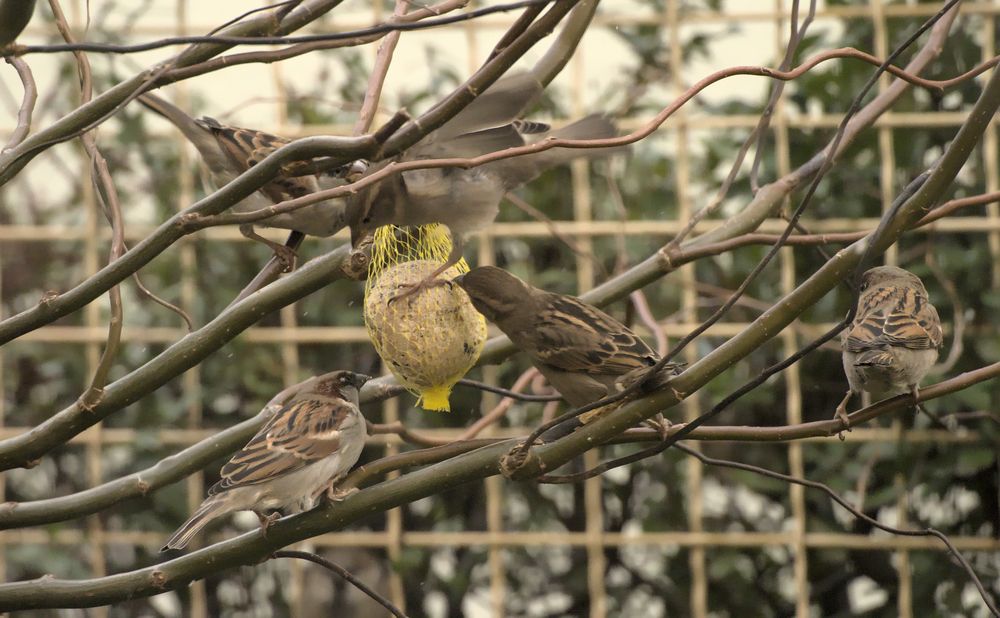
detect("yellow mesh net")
[363,224,487,411]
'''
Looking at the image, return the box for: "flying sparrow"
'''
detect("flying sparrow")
[139,93,363,269]
[347,72,623,303]
[455,266,682,439]
[836,266,943,427]
[161,370,371,551]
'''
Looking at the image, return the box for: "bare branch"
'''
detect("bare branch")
[272,551,409,618]
[0,245,356,470]
[2,56,36,151]
[0,0,350,183]
[13,0,551,55]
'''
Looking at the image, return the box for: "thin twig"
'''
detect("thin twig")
[457,377,561,402]
[47,0,127,408]
[14,0,552,55]
[679,446,997,617]
[159,0,471,86]
[665,0,816,249]
[272,550,409,618]
[2,56,35,151]
[353,0,410,135]
[749,0,816,192]
[457,369,539,441]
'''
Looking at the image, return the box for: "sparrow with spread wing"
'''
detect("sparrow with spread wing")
[139,93,362,269]
[162,371,371,551]
[455,266,682,439]
[836,266,943,426]
[348,73,623,303]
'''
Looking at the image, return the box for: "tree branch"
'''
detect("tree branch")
[0,245,355,470]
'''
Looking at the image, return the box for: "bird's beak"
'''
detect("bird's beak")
[354,373,373,388]
[451,273,466,287]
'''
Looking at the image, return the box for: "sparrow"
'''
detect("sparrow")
[454,266,683,439]
[347,72,623,303]
[138,93,363,269]
[161,370,371,551]
[835,266,943,427]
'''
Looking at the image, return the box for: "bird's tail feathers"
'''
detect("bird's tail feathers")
[495,114,625,187]
[161,497,229,551]
[854,349,896,368]
[616,361,686,395]
[137,93,207,141]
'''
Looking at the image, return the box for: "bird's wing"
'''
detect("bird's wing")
[437,72,544,139]
[528,295,658,376]
[845,286,942,352]
[197,118,318,202]
[208,396,358,495]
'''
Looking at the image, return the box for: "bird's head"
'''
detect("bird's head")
[452,266,530,322]
[860,266,926,294]
[313,371,372,400]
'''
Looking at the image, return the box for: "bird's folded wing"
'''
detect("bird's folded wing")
[846,288,942,352]
[532,296,657,375]
[202,121,319,201]
[208,398,352,494]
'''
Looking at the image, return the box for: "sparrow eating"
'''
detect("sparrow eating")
[161,370,371,550]
[455,266,682,439]
[347,72,623,303]
[836,266,943,426]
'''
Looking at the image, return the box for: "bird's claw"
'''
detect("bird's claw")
[325,485,358,502]
[387,277,451,305]
[256,511,281,536]
[833,404,852,441]
[272,245,297,273]
[643,414,671,441]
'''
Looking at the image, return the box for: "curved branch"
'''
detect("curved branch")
[272,551,410,618]
[0,245,353,470]
[14,1,552,55]
[2,57,36,151]
[0,0,347,183]
[159,0,472,85]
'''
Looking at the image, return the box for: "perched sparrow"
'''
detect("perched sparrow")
[348,73,623,302]
[836,266,942,426]
[162,371,371,551]
[139,93,362,268]
[455,266,682,438]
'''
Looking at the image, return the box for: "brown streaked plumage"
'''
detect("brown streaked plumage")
[138,93,362,269]
[347,72,624,302]
[835,266,943,425]
[455,266,682,438]
[162,371,371,551]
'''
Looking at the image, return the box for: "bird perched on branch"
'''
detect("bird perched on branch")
[162,370,371,551]
[347,72,624,303]
[836,266,942,427]
[138,93,362,270]
[455,266,682,439]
